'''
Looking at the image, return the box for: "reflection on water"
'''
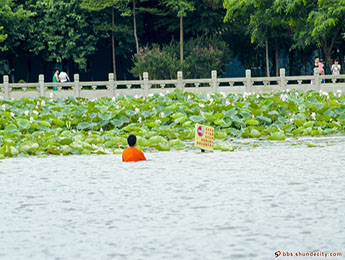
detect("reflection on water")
[1,136,345,260]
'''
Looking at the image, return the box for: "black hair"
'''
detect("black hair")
[127,134,136,147]
[334,59,339,62]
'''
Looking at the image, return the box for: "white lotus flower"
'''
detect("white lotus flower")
[33,110,38,115]
[1,104,5,110]
[30,116,34,123]
[41,100,45,106]
[199,103,205,108]
[135,108,140,113]
[311,112,316,120]
[11,112,15,117]
[160,112,165,117]
[138,117,142,123]
[225,100,230,106]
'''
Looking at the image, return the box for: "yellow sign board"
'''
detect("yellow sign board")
[195,124,214,150]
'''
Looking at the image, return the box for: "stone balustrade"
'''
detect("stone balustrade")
[1,68,345,99]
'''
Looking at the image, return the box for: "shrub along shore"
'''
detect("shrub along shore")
[0,90,344,159]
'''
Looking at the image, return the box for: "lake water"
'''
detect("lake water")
[1,137,345,260]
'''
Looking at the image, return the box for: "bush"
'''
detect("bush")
[130,37,230,80]
[183,37,228,78]
[130,44,181,80]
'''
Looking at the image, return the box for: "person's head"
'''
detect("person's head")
[55,69,60,74]
[319,58,323,63]
[334,59,339,65]
[127,134,137,147]
[315,57,319,64]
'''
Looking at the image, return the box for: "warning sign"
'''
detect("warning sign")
[195,124,214,150]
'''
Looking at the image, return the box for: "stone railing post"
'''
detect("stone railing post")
[245,69,252,92]
[74,74,80,97]
[39,74,45,97]
[177,71,183,91]
[143,72,149,96]
[211,70,218,92]
[108,73,115,96]
[3,75,9,99]
[280,68,286,91]
[314,67,320,92]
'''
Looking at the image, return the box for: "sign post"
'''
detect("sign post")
[194,124,214,151]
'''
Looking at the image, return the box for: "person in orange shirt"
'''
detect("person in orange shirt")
[122,134,146,162]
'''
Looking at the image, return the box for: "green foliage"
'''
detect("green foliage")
[0,89,345,158]
[0,0,33,52]
[130,44,181,79]
[183,36,229,78]
[0,26,7,42]
[131,37,229,79]
[274,0,345,68]
[27,0,103,68]
[163,0,195,17]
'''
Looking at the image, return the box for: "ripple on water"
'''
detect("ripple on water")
[1,137,345,259]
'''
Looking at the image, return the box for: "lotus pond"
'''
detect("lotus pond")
[1,89,345,158]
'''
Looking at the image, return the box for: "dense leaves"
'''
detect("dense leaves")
[0,89,345,158]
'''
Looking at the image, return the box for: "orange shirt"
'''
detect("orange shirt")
[122,147,146,162]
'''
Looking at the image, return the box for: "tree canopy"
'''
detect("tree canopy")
[0,0,344,81]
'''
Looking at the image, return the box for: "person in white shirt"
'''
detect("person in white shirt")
[59,70,70,82]
[331,59,341,76]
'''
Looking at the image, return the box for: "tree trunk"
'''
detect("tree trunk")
[265,38,270,77]
[180,16,183,64]
[322,45,333,73]
[133,0,141,80]
[112,8,117,80]
[275,47,279,76]
[339,46,345,74]
[133,0,139,55]
[288,50,293,76]
[26,57,31,82]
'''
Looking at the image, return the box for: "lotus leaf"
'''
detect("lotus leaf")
[267,132,286,141]
[17,119,31,130]
[245,118,259,126]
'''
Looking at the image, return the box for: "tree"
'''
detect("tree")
[224,0,291,76]
[275,0,345,70]
[23,0,102,73]
[163,0,195,64]
[0,0,33,53]
[81,0,131,80]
